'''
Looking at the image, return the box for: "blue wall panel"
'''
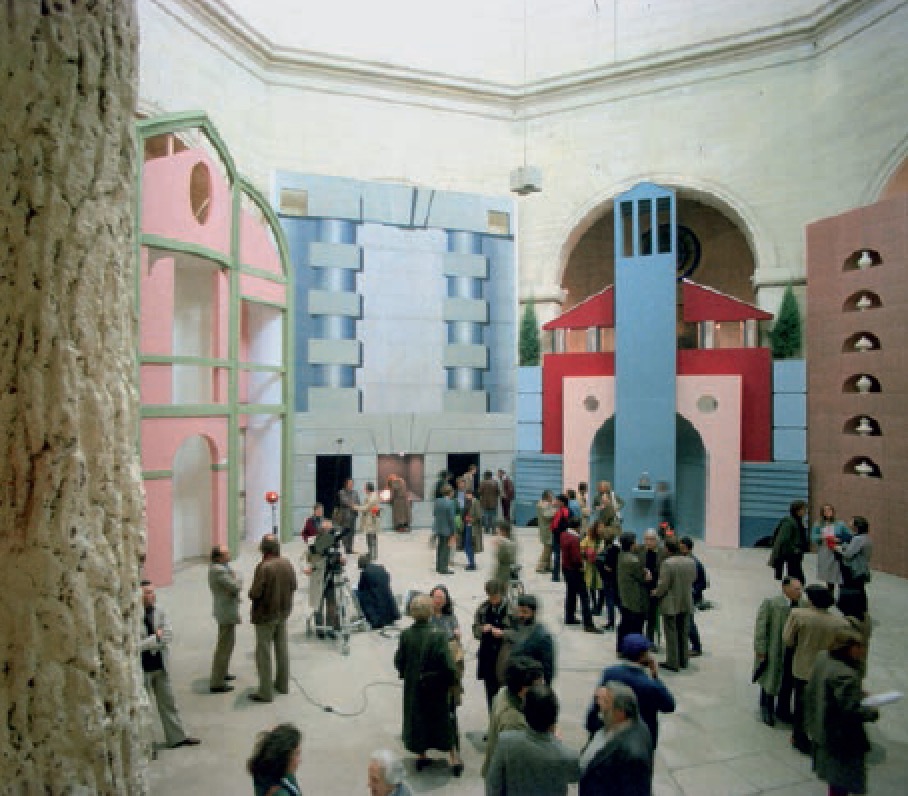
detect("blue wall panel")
[773,359,807,393]
[517,423,542,453]
[773,393,807,427]
[773,429,807,462]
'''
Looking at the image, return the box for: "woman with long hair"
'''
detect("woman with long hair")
[247,723,303,796]
[580,520,607,616]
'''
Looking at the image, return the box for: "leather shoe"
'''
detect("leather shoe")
[661,663,679,672]
[209,685,234,693]
[584,625,605,634]
[438,570,455,575]
[415,757,431,772]
[225,674,237,681]
[450,762,464,777]
[171,737,201,748]
[689,649,702,658]
[248,693,272,703]
[565,618,581,625]
[760,705,775,727]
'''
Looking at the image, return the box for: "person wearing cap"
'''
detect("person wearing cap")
[783,583,850,754]
[584,633,675,749]
[805,628,879,796]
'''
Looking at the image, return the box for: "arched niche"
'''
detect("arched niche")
[842,331,881,354]
[842,415,882,436]
[842,374,881,394]
[842,291,882,312]
[843,456,882,479]
[843,249,882,271]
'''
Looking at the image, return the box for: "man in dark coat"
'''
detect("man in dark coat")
[616,532,650,652]
[585,633,675,749]
[770,499,809,583]
[579,682,653,796]
[433,485,458,575]
[478,470,501,535]
[506,594,556,685]
[394,595,460,771]
[753,576,803,726]
[356,555,400,630]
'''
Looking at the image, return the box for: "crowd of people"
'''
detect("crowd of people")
[138,473,884,796]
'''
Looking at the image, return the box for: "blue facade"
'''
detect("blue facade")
[613,184,678,533]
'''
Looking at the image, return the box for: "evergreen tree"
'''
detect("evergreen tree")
[519,302,541,366]
[769,284,802,359]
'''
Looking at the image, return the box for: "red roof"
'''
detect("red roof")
[542,280,771,330]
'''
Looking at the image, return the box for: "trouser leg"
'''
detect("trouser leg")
[343,526,354,554]
[146,670,187,747]
[688,611,702,652]
[210,623,235,687]
[564,571,579,622]
[663,613,680,668]
[274,619,289,694]
[464,526,475,568]
[254,621,276,701]
[579,580,594,627]
[776,648,795,719]
[483,677,498,712]
[551,537,561,582]
[537,543,551,572]
[436,537,451,572]
[367,532,377,561]
[678,612,690,668]
[792,677,809,747]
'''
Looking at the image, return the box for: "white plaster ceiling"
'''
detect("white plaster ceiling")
[210,0,843,84]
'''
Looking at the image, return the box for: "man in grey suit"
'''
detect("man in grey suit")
[485,683,579,796]
[208,544,242,693]
[139,581,200,749]
[433,485,457,575]
[650,536,697,671]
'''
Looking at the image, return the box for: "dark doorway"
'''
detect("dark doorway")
[447,453,480,485]
[316,454,352,516]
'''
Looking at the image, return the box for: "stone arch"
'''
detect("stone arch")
[554,176,770,312]
[864,131,908,203]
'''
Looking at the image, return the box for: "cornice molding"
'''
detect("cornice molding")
[153,0,904,120]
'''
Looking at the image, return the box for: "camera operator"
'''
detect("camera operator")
[304,519,346,637]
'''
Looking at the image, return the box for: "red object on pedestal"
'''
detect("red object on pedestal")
[265,491,279,504]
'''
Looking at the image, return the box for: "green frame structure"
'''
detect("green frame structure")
[135,111,295,552]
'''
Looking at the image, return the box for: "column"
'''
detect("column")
[0,1,147,790]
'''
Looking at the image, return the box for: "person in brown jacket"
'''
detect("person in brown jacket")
[782,583,849,753]
[478,470,500,536]
[650,537,697,671]
[248,534,298,703]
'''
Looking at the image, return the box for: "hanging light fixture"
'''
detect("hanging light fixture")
[510,0,542,195]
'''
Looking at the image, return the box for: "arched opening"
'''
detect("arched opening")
[172,435,214,564]
[588,413,706,537]
[880,154,908,200]
[561,194,757,325]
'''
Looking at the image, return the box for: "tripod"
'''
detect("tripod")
[306,552,368,656]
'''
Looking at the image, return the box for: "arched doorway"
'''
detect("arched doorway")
[172,435,213,563]
[588,413,705,536]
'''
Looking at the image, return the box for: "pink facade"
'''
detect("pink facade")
[140,128,286,585]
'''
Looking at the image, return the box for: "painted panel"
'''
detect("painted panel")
[443,252,488,279]
[239,273,287,305]
[517,423,542,453]
[141,364,172,405]
[308,289,362,317]
[517,366,542,394]
[140,251,175,355]
[774,392,807,427]
[773,359,807,393]
[239,208,283,275]
[517,392,542,424]
[773,429,808,461]
[444,297,488,323]
[443,343,488,369]
[143,479,174,586]
[308,387,360,413]
[309,338,361,366]
[142,149,231,256]
[443,391,488,413]
[308,241,362,270]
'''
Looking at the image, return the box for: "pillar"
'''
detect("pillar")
[0,1,147,791]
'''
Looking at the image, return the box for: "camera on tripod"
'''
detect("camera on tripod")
[310,527,350,575]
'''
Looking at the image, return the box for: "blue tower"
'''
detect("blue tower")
[613,183,677,533]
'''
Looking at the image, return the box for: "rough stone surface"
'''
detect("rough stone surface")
[0,1,147,793]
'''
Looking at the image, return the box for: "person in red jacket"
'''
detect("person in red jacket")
[550,495,571,584]
[561,518,604,633]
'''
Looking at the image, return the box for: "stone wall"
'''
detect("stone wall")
[0,1,148,791]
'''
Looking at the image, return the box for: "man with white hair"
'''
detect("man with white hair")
[368,749,412,796]
[579,681,653,796]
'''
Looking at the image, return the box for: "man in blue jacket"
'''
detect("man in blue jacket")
[585,633,675,749]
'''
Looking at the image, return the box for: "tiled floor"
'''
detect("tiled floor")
[148,529,908,794]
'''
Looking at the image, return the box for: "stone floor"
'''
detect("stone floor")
[148,529,908,795]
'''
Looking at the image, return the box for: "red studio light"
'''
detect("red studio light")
[265,491,280,504]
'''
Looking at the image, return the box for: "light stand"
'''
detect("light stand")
[265,491,279,537]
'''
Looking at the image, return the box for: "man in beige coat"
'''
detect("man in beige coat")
[208,544,242,693]
[782,583,849,753]
[650,537,697,672]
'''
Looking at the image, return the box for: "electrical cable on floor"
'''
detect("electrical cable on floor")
[290,675,401,718]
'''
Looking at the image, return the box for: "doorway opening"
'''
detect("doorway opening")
[316,453,352,517]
